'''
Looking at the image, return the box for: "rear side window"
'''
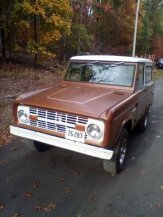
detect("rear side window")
[138,64,144,89]
[145,66,152,83]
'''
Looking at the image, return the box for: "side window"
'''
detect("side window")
[145,66,152,83]
[137,63,144,90]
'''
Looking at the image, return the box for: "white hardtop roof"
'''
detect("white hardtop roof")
[70,55,152,63]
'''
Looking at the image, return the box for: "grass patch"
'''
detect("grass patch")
[153,69,163,80]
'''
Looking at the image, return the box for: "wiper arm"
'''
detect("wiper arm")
[101,62,124,70]
[110,62,124,67]
[81,61,101,66]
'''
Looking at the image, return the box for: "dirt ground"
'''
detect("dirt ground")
[0,62,63,146]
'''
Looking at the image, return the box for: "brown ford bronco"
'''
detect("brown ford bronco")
[10,55,154,174]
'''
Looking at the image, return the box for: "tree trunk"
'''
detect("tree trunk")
[77,4,83,55]
[34,14,38,65]
[0,7,6,62]
[7,0,11,59]
[1,28,6,62]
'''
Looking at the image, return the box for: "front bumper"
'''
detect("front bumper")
[10,126,113,160]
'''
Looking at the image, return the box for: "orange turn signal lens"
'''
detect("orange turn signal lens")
[75,124,85,132]
[29,115,38,121]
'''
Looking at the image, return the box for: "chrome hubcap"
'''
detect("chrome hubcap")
[119,139,127,166]
[144,115,148,128]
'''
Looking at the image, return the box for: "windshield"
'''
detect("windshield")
[65,62,135,87]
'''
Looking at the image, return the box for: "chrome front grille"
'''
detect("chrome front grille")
[29,107,88,135]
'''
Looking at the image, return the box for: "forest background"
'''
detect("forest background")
[0,0,163,64]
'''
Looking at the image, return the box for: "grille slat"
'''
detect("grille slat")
[29,107,88,137]
[30,120,37,126]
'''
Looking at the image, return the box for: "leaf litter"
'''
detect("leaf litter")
[0,63,61,147]
[34,203,56,212]
[32,180,40,189]
[0,203,5,210]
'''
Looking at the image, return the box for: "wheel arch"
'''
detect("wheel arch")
[123,119,132,133]
[112,118,132,149]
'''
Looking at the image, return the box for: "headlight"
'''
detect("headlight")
[17,106,29,124]
[87,123,102,140]
[18,110,28,123]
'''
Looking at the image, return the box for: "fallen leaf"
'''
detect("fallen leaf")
[13,213,22,217]
[56,176,66,181]
[60,177,66,181]
[0,159,9,166]
[10,147,17,151]
[160,186,163,191]
[43,203,56,212]
[74,171,80,176]
[7,136,12,144]
[90,197,96,202]
[43,207,51,212]
[34,203,56,212]
[34,205,44,212]
[24,192,33,198]
[65,187,71,194]
[1,135,8,143]
[0,203,5,210]
[155,203,163,209]
[32,181,40,189]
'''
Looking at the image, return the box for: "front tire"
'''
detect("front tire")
[33,141,51,152]
[103,129,129,175]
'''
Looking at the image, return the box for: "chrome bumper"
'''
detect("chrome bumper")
[10,126,113,160]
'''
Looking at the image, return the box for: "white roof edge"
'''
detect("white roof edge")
[70,55,153,63]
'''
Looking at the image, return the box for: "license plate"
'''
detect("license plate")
[65,128,85,143]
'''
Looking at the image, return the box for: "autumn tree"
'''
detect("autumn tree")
[92,0,136,55]
[0,0,162,62]
[14,0,72,63]
[137,0,163,57]
[61,0,94,60]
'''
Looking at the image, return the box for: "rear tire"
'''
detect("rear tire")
[33,141,51,152]
[103,129,129,175]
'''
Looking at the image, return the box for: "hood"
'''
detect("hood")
[16,84,132,118]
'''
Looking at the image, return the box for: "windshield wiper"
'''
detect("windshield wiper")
[100,62,124,70]
[110,62,124,67]
[81,61,101,67]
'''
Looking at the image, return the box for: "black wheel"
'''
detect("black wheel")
[103,129,129,175]
[33,141,51,152]
[137,109,149,133]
